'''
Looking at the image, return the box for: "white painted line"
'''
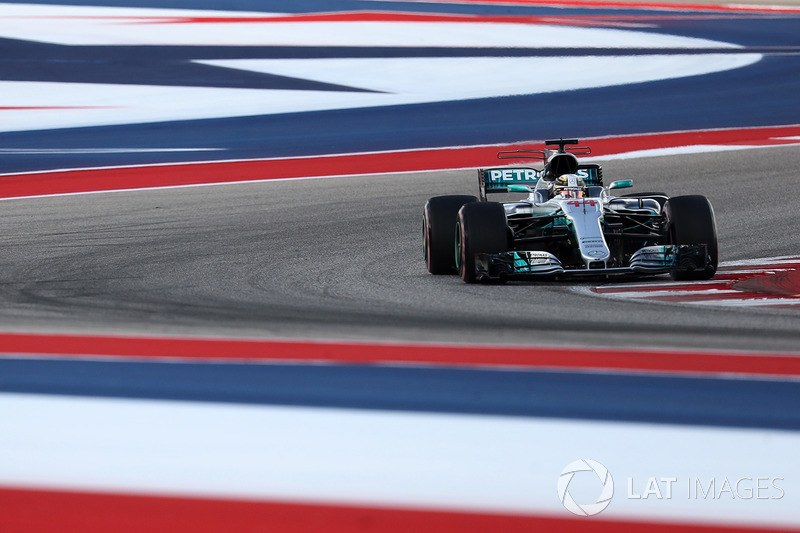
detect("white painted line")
[717,268,794,275]
[1,393,799,527]
[685,298,800,307]
[0,52,762,133]
[597,280,724,290]
[586,143,800,161]
[600,289,740,299]
[0,148,223,154]
[0,4,743,47]
[721,256,800,267]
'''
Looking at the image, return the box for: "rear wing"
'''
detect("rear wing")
[478,164,603,201]
[478,167,540,201]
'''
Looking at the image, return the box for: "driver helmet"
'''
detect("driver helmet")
[554,174,586,199]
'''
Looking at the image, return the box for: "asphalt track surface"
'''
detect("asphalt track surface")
[2,145,798,353]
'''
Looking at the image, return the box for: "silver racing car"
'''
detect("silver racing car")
[423,139,718,283]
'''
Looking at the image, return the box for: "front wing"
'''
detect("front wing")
[472,245,710,280]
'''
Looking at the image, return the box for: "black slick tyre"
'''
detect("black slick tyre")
[664,195,718,281]
[456,202,509,283]
[424,195,477,274]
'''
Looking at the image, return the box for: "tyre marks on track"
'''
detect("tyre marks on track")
[592,255,800,308]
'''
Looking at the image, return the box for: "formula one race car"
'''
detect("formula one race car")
[423,139,718,283]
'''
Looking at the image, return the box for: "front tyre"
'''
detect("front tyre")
[456,202,509,283]
[664,195,718,280]
[424,195,478,274]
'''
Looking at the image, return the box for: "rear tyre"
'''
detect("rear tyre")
[664,195,718,280]
[456,202,509,283]
[424,195,477,274]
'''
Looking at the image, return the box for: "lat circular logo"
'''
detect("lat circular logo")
[557,459,614,516]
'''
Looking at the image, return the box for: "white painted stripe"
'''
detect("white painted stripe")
[201,54,759,100]
[0,141,521,179]
[722,258,800,267]
[1,393,799,527]
[0,53,762,133]
[585,142,800,161]
[600,289,739,298]
[685,298,800,307]
[0,148,223,154]
[377,0,800,12]
[717,268,794,275]
[597,280,723,290]
[0,4,742,48]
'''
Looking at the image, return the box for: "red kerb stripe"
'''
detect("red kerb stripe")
[2,126,799,199]
[1,332,799,377]
[0,487,795,533]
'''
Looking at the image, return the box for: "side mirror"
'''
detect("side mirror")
[609,180,633,190]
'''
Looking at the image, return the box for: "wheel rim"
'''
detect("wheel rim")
[455,224,463,276]
[423,218,430,265]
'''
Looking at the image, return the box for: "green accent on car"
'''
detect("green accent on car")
[609,179,633,190]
